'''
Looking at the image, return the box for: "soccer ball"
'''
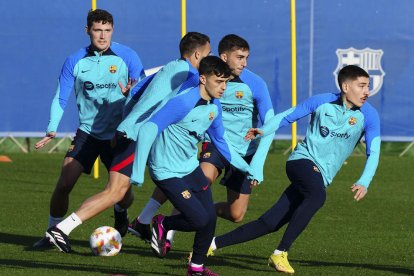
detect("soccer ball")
[89,226,122,256]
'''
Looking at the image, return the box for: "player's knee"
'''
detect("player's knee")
[105,184,129,204]
[310,189,326,209]
[190,213,210,230]
[229,210,246,223]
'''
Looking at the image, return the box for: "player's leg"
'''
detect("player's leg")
[49,157,84,219]
[99,135,133,237]
[128,186,167,242]
[151,167,214,258]
[199,142,225,185]
[200,162,220,185]
[212,183,301,251]
[269,159,325,274]
[215,162,253,222]
[276,159,326,252]
[50,130,99,220]
[46,134,135,252]
[215,189,250,222]
[75,171,131,222]
[46,170,131,253]
[33,130,96,249]
[187,171,217,274]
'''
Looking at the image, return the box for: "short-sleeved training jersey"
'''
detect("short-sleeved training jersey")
[261,93,381,188]
[117,59,199,141]
[47,42,145,140]
[130,86,251,185]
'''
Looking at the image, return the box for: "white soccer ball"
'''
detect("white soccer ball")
[89,226,122,256]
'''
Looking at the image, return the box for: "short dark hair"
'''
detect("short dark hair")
[87,9,114,29]
[199,56,231,78]
[179,32,210,58]
[218,34,250,55]
[337,65,369,91]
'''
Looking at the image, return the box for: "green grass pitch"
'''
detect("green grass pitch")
[0,146,413,275]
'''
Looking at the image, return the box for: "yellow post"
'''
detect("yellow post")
[93,157,99,179]
[91,0,99,179]
[181,0,186,37]
[290,0,298,150]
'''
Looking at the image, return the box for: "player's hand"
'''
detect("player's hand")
[351,184,367,201]
[250,179,259,187]
[34,132,56,149]
[245,128,263,141]
[119,78,137,96]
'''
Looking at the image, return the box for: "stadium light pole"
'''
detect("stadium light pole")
[290,0,298,150]
[91,0,100,179]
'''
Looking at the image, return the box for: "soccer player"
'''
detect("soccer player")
[131,34,274,247]
[208,65,381,274]
[32,9,145,249]
[199,34,274,222]
[42,32,211,253]
[131,56,252,276]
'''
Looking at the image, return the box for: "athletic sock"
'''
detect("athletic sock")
[166,230,176,243]
[273,249,284,255]
[137,198,161,224]
[48,215,63,228]
[190,263,203,268]
[210,237,217,250]
[56,213,82,235]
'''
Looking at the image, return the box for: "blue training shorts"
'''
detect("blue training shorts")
[199,142,253,195]
[65,129,113,174]
[109,131,136,177]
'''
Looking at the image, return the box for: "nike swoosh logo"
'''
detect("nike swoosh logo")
[202,185,209,191]
[324,113,334,117]
[191,119,198,122]
[81,70,91,73]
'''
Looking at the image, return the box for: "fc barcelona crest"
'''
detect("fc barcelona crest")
[235,91,244,99]
[334,47,385,96]
[181,190,191,199]
[348,117,357,125]
[109,65,117,73]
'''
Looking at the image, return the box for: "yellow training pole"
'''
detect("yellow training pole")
[91,0,99,179]
[290,0,298,150]
[181,0,187,37]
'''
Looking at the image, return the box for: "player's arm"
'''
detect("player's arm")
[35,57,75,149]
[122,73,157,118]
[248,79,274,183]
[130,93,194,186]
[352,107,381,201]
[118,47,146,97]
[207,100,252,177]
[246,93,339,140]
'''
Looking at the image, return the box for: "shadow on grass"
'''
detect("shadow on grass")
[207,252,414,275]
[0,232,192,275]
[295,259,414,275]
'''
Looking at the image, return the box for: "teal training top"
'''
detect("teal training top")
[117,59,198,141]
[47,42,145,140]
[206,68,274,182]
[260,93,381,188]
[130,86,251,185]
